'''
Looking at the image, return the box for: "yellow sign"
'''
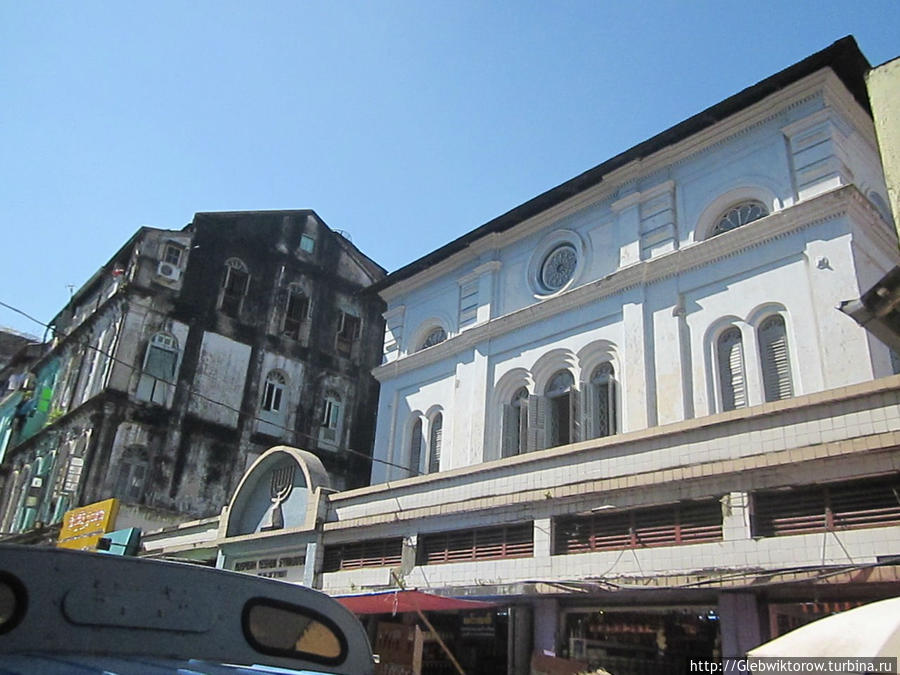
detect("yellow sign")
[57,498,120,550]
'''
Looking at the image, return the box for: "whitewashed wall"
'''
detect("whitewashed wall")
[371,69,896,486]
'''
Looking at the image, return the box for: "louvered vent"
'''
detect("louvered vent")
[554,500,722,555]
[419,523,534,565]
[752,475,900,537]
[322,538,404,572]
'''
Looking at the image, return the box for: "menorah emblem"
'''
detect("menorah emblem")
[260,464,295,531]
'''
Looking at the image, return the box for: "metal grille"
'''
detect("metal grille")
[419,523,534,565]
[553,500,723,555]
[752,475,900,537]
[322,538,404,572]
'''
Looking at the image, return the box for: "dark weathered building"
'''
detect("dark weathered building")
[0,210,385,532]
[0,329,38,370]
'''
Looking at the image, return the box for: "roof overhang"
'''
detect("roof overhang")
[371,36,871,294]
[334,589,495,615]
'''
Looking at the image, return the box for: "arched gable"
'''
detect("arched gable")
[225,446,331,537]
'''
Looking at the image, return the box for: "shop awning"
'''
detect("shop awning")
[335,589,495,615]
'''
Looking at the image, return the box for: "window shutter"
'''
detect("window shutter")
[409,420,424,476]
[330,401,341,428]
[582,381,594,439]
[526,396,546,452]
[593,376,618,438]
[759,316,793,402]
[428,415,442,473]
[144,345,176,379]
[717,328,746,411]
[501,404,517,458]
[272,386,283,412]
[569,387,581,443]
[609,378,617,435]
[517,397,529,455]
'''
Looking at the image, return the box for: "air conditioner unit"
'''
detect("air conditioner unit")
[157,261,181,282]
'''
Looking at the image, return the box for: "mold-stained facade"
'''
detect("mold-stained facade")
[0,210,385,532]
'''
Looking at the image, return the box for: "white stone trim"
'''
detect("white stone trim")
[374,186,860,381]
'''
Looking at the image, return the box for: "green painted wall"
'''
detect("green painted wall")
[17,358,60,443]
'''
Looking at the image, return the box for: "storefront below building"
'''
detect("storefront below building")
[768,600,869,638]
[337,590,508,675]
[362,611,508,675]
[562,607,719,675]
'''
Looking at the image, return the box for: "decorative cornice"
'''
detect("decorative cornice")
[381,72,872,304]
[611,191,642,213]
[373,186,860,381]
[457,261,502,286]
[382,305,405,321]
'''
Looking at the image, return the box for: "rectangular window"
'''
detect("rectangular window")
[320,397,341,443]
[144,344,177,380]
[221,267,249,318]
[322,538,404,572]
[300,234,316,253]
[261,382,283,412]
[163,244,183,266]
[63,456,83,494]
[752,474,900,538]
[553,500,723,555]
[418,523,534,565]
[336,312,361,357]
[283,290,309,338]
[136,335,179,406]
[115,459,148,503]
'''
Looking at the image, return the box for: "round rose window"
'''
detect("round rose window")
[540,245,577,292]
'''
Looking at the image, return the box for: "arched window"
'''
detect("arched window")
[427,413,443,474]
[546,370,576,447]
[711,201,769,237]
[114,446,149,503]
[409,418,424,476]
[257,371,289,438]
[220,258,250,317]
[758,315,793,402]
[502,388,529,458]
[261,371,286,413]
[419,327,447,351]
[136,333,179,405]
[590,362,617,438]
[717,327,747,411]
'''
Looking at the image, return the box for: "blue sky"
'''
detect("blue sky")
[1,1,898,338]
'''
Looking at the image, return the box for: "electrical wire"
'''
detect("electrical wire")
[0,301,47,334]
[0,297,415,475]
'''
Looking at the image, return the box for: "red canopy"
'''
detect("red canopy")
[336,589,494,615]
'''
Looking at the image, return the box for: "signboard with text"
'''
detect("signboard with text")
[57,498,120,550]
